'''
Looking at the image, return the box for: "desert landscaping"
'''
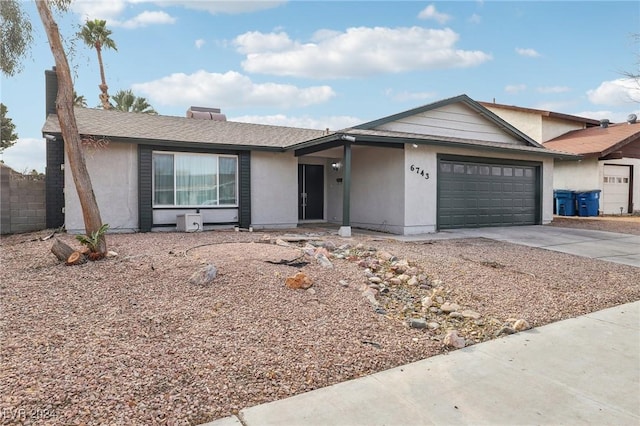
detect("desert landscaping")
[1,218,639,425]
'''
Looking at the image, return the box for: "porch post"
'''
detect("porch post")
[339,142,352,237]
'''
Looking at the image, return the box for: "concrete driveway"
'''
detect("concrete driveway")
[391,225,640,268]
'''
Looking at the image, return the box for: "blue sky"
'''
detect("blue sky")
[2,0,639,173]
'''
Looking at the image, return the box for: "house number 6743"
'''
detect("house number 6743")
[410,164,430,179]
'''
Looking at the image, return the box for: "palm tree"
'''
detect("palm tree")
[73,90,87,107]
[111,89,157,114]
[77,19,117,110]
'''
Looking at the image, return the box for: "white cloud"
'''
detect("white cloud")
[515,48,541,58]
[418,5,451,24]
[71,0,280,25]
[132,70,336,108]
[385,89,438,103]
[505,84,527,94]
[1,138,46,174]
[537,86,571,94]
[195,39,206,49]
[149,0,286,15]
[237,27,492,79]
[587,78,640,107]
[231,114,362,131]
[112,11,176,28]
[233,31,294,55]
[71,0,128,21]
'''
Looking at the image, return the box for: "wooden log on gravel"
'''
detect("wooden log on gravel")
[51,239,88,265]
[66,251,87,266]
[51,238,75,262]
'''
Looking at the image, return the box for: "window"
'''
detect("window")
[153,152,237,207]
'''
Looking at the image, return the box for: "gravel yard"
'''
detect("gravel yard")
[1,219,639,425]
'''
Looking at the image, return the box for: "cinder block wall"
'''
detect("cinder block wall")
[0,165,46,235]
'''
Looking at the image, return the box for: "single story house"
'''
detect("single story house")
[480,101,639,215]
[42,68,578,236]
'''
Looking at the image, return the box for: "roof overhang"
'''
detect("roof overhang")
[289,131,582,160]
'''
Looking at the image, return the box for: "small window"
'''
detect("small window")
[466,165,478,175]
[514,168,523,177]
[603,176,609,183]
[623,177,629,183]
[617,177,623,183]
[524,169,533,178]
[479,166,490,175]
[453,164,465,174]
[492,167,502,176]
[503,167,513,177]
[440,163,452,173]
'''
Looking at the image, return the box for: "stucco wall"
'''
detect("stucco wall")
[349,146,405,233]
[554,158,640,214]
[250,151,298,229]
[553,159,600,191]
[65,142,138,233]
[403,145,438,233]
[482,106,586,143]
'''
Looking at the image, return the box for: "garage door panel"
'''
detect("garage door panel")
[438,159,539,229]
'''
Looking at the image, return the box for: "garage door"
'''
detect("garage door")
[438,158,539,229]
[602,164,631,214]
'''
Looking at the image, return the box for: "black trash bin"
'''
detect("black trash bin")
[554,190,576,216]
[576,190,601,217]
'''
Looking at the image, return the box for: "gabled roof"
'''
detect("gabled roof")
[42,107,328,151]
[353,94,545,148]
[542,122,640,157]
[478,101,601,127]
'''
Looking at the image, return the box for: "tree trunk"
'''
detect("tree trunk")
[66,251,87,266]
[51,238,75,262]
[36,1,107,255]
[96,44,111,109]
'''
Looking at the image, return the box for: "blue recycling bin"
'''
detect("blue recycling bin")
[554,190,576,216]
[576,190,601,217]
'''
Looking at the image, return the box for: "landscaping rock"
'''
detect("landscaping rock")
[409,318,427,329]
[461,310,482,320]
[188,264,218,286]
[440,302,460,313]
[513,319,531,331]
[285,272,313,289]
[444,330,466,349]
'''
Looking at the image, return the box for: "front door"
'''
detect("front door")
[298,164,324,220]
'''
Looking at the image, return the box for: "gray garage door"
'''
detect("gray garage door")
[438,158,539,229]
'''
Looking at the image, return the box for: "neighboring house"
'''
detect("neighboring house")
[543,119,640,215]
[480,101,639,215]
[479,101,600,143]
[42,68,577,236]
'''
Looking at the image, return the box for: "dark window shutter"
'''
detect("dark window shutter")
[238,151,251,229]
[138,145,153,232]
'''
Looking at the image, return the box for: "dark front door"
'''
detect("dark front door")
[298,164,324,220]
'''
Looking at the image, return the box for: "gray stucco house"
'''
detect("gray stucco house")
[42,68,577,236]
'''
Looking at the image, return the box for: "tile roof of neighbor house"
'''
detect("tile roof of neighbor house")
[478,101,602,126]
[42,107,329,150]
[542,122,640,157]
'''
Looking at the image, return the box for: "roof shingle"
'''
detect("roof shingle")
[542,122,640,156]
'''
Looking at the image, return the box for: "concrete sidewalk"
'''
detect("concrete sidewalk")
[205,301,640,426]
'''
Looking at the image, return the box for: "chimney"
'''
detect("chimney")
[45,66,58,117]
[186,106,227,121]
[600,119,610,128]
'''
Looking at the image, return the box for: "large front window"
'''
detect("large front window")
[153,152,237,207]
